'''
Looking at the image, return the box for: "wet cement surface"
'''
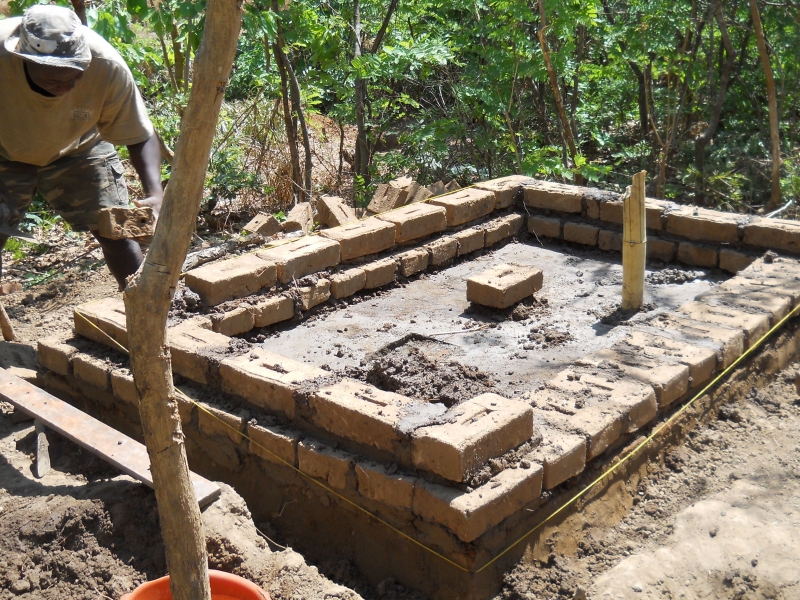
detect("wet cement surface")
[259,240,721,397]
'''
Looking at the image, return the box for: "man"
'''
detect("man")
[0,4,163,290]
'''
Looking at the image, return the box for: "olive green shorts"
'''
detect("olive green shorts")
[0,141,129,232]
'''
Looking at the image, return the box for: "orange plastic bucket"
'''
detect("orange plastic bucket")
[120,570,271,600]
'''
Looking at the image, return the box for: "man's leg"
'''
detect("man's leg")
[90,232,143,289]
[0,158,37,291]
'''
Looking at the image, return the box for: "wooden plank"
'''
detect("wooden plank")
[0,369,220,507]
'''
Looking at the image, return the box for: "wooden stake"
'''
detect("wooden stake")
[622,171,647,310]
[0,302,18,342]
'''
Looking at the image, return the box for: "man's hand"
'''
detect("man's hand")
[127,134,164,221]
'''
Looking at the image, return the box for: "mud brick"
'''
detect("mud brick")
[474,175,534,209]
[310,379,419,454]
[72,354,111,391]
[563,222,599,246]
[445,180,461,192]
[377,203,446,243]
[504,213,525,235]
[528,215,562,239]
[429,188,496,226]
[411,394,533,482]
[242,212,282,236]
[583,188,621,221]
[696,287,791,324]
[211,306,255,336]
[250,295,295,327]
[74,297,128,349]
[298,440,354,490]
[356,461,418,509]
[167,320,230,384]
[38,338,78,376]
[718,273,800,309]
[316,196,358,228]
[743,218,800,253]
[197,402,247,445]
[485,214,524,246]
[396,248,429,277]
[173,387,198,425]
[426,236,459,266]
[600,198,670,230]
[665,206,742,243]
[412,461,543,543]
[719,249,757,273]
[247,422,299,467]
[529,420,586,489]
[110,368,137,404]
[408,186,433,204]
[185,254,277,306]
[219,349,326,419]
[363,257,397,289]
[677,242,718,268]
[297,278,331,311]
[330,268,366,298]
[97,206,155,240]
[739,255,800,283]
[320,217,396,260]
[428,181,447,196]
[598,229,622,252]
[257,236,341,284]
[647,312,744,370]
[282,202,313,233]
[622,330,717,390]
[368,180,409,214]
[677,301,770,349]
[453,227,485,256]
[523,180,584,213]
[647,237,676,262]
[467,264,543,309]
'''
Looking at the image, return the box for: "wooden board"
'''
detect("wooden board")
[0,369,220,507]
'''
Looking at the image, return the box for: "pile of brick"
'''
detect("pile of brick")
[366,176,462,215]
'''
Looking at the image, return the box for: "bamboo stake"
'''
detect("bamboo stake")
[0,302,18,342]
[622,171,647,310]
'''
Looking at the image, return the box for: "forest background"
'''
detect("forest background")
[2,0,799,229]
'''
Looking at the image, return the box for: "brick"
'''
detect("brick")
[429,188,496,226]
[319,217,396,260]
[376,203,447,243]
[677,242,718,268]
[283,202,313,233]
[330,268,366,298]
[677,301,770,349]
[445,180,461,192]
[297,278,331,311]
[309,379,418,453]
[563,222,599,246]
[242,212,282,236]
[298,440,353,490]
[529,420,586,489]
[523,180,584,213]
[453,227,485,256]
[211,306,255,336]
[363,257,397,289]
[257,236,341,284]
[356,461,417,509]
[408,186,432,204]
[219,349,326,419]
[696,287,791,324]
[197,402,247,445]
[72,354,111,391]
[97,206,155,240]
[467,264,543,309]
[665,206,742,243]
[38,338,78,376]
[184,254,277,306]
[167,320,230,384]
[647,312,744,370]
[622,330,717,390]
[647,237,676,262]
[474,175,533,209]
[743,218,800,253]
[110,368,138,404]
[584,188,620,220]
[74,297,128,349]
[598,229,622,252]
[412,461,543,543]
[599,198,670,230]
[718,273,800,308]
[411,394,533,482]
[250,295,295,327]
[719,249,757,273]
[504,213,525,235]
[739,255,800,282]
[316,196,358,227]
[426,236,458,266]
[528,215,562,239]
[396,248,429,277]
[485,214,524,246]
[368,180,410,214]
[428,181,446,196]
[247,422,299,467]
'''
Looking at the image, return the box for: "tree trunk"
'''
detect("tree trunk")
[70,0,87,25]
[749,0,782,210]
[353,0,369,181]
[269,32,302,205]
[122,3,242,600]
[276,44,313,203]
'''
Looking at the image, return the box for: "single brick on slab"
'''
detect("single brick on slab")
[466,263,543,309]
[719,249,757,273]
[429,188,496,226]
[648,312,744,370]
[426,236,458,266]
[74,297,128,349]
[743,218,800,253]
[319,217,396,260]
[529,419,586,489]
[72,354,111,391]
[330,268,366,298]
[250,295,295,328]
[523,180,584,213]
[257,235,341,284]
[316,196,358,228]
[211,306,255,336]
[297,278,331,311]
[38,338,78,376]
[647,238,676,263]
[453,227,485,256]
[184,254,276,306]
[485,213,524,246]
[110,368,137,404]
[598,229,622,252]
[411,394,534,482]
[665,206,742,243]
[563,222,599,246]
[677,242,718,268]
[677,301,770,349]
[376,203,446,243]
[219,349,327,419]
[97,206,155,240]
[363,257,397,289]
[298,440,354,490]
[412,461,543,543]
[356,460,418,510]
[396,248,429,277]
[474,175,534,209]
[242,212,282,236]
[166,319,230,384]
[247,422,299,467]
[528,215,562,239]
[309,378,419,454]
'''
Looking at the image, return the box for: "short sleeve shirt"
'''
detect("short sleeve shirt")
[0,17,154,166]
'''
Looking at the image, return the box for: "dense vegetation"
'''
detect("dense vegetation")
[5,0,800,219]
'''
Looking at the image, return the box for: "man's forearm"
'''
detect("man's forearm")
[127,134,163,200]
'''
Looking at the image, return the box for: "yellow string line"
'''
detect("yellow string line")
[72,300,800,574]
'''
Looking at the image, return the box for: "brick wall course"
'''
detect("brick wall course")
[622,330,717,390]
[363,258,397,289]
[72,354,111,391]
[563,222,599,246]
[396,248,429,277]
[184,254,277,307]
[647,312,744,370]
[429,188,496,226]
[453,227,485,256]
[247,422,299,467]
[110,368,137,404]
[523,181,584,213]
[376,203,447,243]
[719,249,757,273]
[297,279,331,311]
[473,175,533,209]
[696,288,791,325]
[320,217,396,260]
[426,236,459,267]
[74,297,128,349]
[330,268,367,299]
[197,402,247,445]
[647,238,676,262]
[665,206,742,243]
[677,301,770,349]
[212,306,255,336]
[356,460,417,509]
[38,338,78,377]
[257,236,341,284]
[529,421,586,489]
[528,215,562,240]
[298,440,354,490]
[167,320,230,385]
[743,218,800,253]
[677,242,718,268]
[598,229,622,252]
[250,295,295,327]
